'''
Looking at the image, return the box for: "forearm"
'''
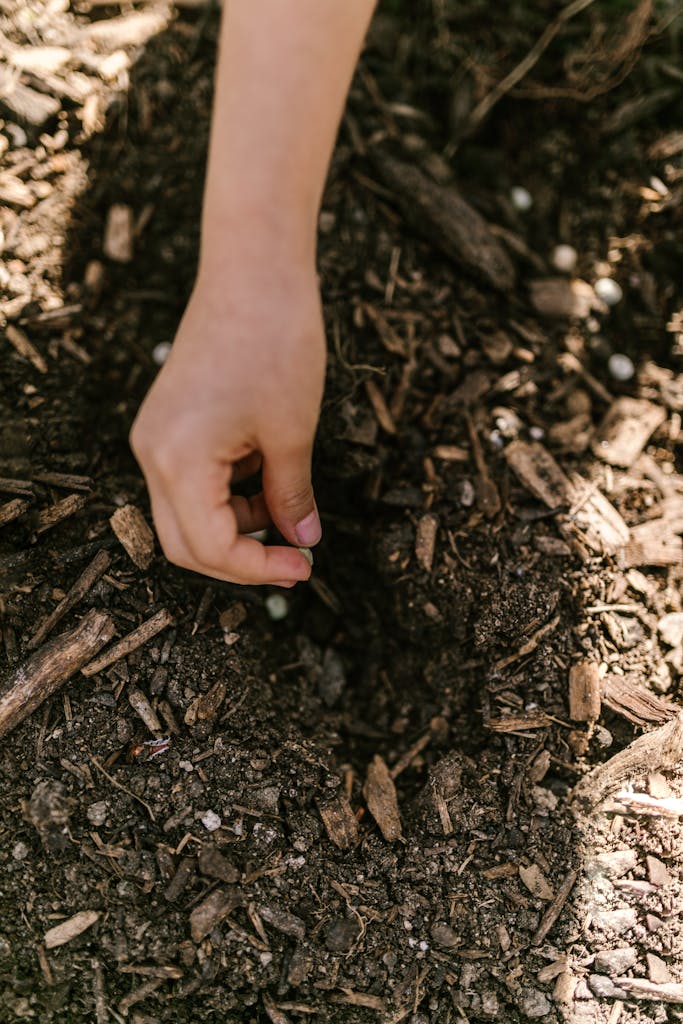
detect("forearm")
[200,0,377,271]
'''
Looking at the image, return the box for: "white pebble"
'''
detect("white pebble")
[12,841,29,861]
[551,244,577,274]
[529,425,545,441]
[608,353,635,382]
[201,810,222,832]
[265,594,289,620]
[510,186,533,211]
[594,277,623,307]
[152,341,172,365]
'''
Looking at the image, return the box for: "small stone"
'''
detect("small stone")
[588,975,628,999]
[12,841,29,860]
[152,341,172,365]
[511,186,533,211]
[646,855,672,887]
[594,725,613,749]
[430,921,460,949]
[647,953,671,984]
[198,846,239,883]
[86,801,109,827]
[324,917,360,953]
[318,647,346,708]
[658,613,683,648]
[517,988,551,1018]
[529,425,545,441]
[608,353,635,381]
[594,947,637,974]
[265,594,288,621]
[200,810,222,832]
[592,908,637,934]
[646,914,664,932]
[458,479,475,507]
[551,244,578,273]
[594,277,623,307]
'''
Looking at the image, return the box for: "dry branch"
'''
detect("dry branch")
[28,549,111,650]
[81,608,173,677]
[0,609,115,741]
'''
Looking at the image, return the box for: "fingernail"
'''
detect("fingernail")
[295,510,322,546]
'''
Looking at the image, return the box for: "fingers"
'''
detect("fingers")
[261,440,321,548]
[153,459,311,586]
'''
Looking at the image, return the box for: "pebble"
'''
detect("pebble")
[200,810,222,832]
[594,277,623,306]
[658,612,683,648]
[588,975,628,999]
[594,947,637,974]
[551,244,578,273]
[324,917,360,953]
[518,988,551,1018]
[318,647,346,708]
[265,594,288,620]
[592,908,637,934]
[510,186,533,211]
[12,842,29,861]
[608,353,635,382]
[86,801,109,827]
[152,341,172,366]
[430,921,460,948]
[458,479,475,507]
[529,425,545,441]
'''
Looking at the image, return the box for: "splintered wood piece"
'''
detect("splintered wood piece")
[35,493,86,534]
[365,379,396,435]
[0,477,33,496]
[0,497,31,527]
[6,325,47,373]
[81,608,174,676]
[592,398,667,467]
[466,415,501,518]
[32,472,92,491]
[110,504,155,569]
[0,609,115,741]
[568,475,630,555]
[487,711,551,732]
[317,794,359,850]
[28,549,111,650]
[44,910,100,949]
[531,870,577,945]
[415,514,438,572]
[529,277,605,318]
[103,203,134,262]
[128,687,162,733]
[372,151,515,292]
[569,661,601,723]
[615,978,683,1004]
[195,680,228,722]
[619,520,683,568]
[363,755,402,841]
[572,715,683,809]
[612,791,683,818]
[601,674,677,727]
[262,992,292,1024]
[189,887,241,943]
[493,614,560,673]
[519,863,554,901]
[505,441,574,508]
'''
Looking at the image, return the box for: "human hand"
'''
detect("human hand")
[129,258,325,586]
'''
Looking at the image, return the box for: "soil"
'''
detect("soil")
[1,2,683,1022]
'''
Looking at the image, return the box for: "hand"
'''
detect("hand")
[129,259,325,586]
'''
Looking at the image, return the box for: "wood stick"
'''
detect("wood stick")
[0,497,31,528]
[0,609,115,741]
[531,869,577,945]
[35,493,87,534]
[28,550,112,650]
[81,608,174,677]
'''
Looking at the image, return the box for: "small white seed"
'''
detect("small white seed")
[265,594,289,620]
[608,353,635,382]
[152,341,172,365]
[551,244,577,273]
[298,546,313,567]
[510,186,533,211]
[594,277,623,307]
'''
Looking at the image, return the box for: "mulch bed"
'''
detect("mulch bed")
[1,2,683,1021]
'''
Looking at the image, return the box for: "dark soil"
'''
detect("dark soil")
[1,2,683,1022]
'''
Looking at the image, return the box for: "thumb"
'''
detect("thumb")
[261,441,321,548]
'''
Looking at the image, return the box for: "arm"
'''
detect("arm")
[130,0,377,587]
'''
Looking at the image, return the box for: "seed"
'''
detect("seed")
[594,277,623,307]
[510,186,533,211]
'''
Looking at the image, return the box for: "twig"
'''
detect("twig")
[81,608,174,677]
[466,0,598,135]
[89,755,156,822]
[28,550,111,649]
[531,869,577,945]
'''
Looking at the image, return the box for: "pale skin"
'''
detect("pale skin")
[130,1,378,586]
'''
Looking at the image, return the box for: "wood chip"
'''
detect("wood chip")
[568,661,601,723]
[365,379,396,435]
[262,992,292,1024]
[103,203,134,262]
[601,674,677,727]
[363,755,402,842]
[372,150,514,292]
[189,887,241,943]
[505,440,574,508]
[82,11,170,47]
[317,794,359,850]
[615,979,683,1004]
[128,687,162,733]
[81,608,174,676]
[0,173,35,208]
[531,870,577,945]
[592,398,667,468]
[567,475,629,556]
[28,549,111,650]
[619,520,683,568]
[433,444,469,462]
[35,493,86,534]
[519,863,554,901]
[110,504,155,569]
[0,497,31,527]
[572,715,683,809]
[487,711,551,732]
[415,514,438,572]
[0,76,61,127]
[0,609,114,741]
[44,910,100,949]
[198,845,239,884]
[6,324,47,373]
[611,791,683,818]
